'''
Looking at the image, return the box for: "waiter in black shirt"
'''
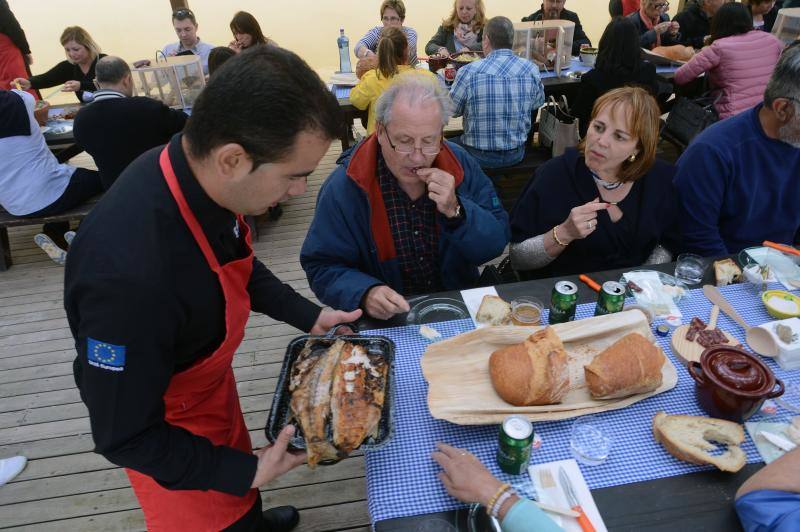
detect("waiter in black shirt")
[64,46,359,531]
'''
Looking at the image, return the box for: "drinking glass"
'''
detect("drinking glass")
[570,415,614,466]
[674,253,707,285]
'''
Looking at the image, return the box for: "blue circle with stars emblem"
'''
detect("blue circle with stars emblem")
[93,342,119,364]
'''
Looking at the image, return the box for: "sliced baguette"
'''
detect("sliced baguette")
[476,295,511,325]
[652,412,746,472]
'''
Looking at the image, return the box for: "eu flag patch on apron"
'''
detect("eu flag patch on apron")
[87,338,126,372]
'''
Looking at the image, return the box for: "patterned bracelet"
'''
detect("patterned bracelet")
[490,489,515,518]
[485,483,511,515]
[552,225,568,247]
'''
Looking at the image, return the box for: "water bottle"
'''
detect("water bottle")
[337,28,352,73]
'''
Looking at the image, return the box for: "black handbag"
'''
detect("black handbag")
[476,256,519,287]
[663,95,720,147]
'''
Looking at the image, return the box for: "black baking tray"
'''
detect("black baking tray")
[265,325,396,462]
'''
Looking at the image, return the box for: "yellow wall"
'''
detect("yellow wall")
[11,0,678,104]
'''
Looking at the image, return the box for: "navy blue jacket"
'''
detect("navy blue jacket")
[301,135,509,311]
[511,148,678,279]
[674,105,800,256]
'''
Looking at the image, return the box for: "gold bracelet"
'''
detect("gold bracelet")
[485,483,511,515]
[552,225,568,247]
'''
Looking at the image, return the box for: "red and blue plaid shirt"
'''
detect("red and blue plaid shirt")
[377,153,443,295]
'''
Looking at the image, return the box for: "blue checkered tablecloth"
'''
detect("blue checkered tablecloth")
[363,282,800,524]
[333,85,352,100]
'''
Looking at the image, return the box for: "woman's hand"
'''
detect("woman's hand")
[62,80,81,92]
[654,21,672,35]
[229,40,243,53]
[669,21,680,35]
[432,443,502,506]
[557,198,609,244]
[11,78,30,90]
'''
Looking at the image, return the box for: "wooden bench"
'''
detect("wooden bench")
[0,201,97,271]
[0,202,260,271]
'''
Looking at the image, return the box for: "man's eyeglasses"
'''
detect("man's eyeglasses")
[653,2,670,9]
[382,126,441,156]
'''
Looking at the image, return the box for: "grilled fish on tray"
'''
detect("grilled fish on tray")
[289,339,388,467]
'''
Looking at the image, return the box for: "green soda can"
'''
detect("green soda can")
[497,415,534,475]
[549,281,578,324]
[594,281,626,316]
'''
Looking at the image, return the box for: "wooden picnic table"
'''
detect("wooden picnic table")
[362,260,765,532]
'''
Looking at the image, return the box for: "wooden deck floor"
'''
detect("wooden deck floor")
[0,145,376,531]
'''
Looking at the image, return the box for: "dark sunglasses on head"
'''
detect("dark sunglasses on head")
[173,8,195,18]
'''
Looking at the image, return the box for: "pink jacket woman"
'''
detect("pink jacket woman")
[674,30,783,119]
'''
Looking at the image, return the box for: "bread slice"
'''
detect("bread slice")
[652,412,746,472]
[714,258,742,287]
[476,295,511,326]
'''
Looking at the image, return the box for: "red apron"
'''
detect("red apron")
[0,34,36,98]
[125,147,258,531]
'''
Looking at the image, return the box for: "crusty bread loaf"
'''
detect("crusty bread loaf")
[476,295,511,326]
[584,333,665,399]
[714,258,742,287]
[651,45,695,62]
[652,412,746,472]
[489,327,569,406]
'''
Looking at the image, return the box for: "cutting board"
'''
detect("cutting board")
[420,310,678,425]
[671,305,739,366]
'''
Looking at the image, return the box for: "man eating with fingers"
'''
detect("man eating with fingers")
[301,71,509,321]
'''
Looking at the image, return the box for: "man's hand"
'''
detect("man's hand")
[250,425,307,489]
[415,168,459,218]
[25,54,33,66]
[310,308,363,335]
[133,59,151,68]
[364,285,410,320]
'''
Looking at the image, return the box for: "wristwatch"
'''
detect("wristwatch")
[450,202,462,219]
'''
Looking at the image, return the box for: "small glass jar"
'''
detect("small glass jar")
[510,297,544,326]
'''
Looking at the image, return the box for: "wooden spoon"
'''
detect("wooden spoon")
[702,285,779,357]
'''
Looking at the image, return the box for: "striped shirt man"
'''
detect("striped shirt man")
[354,26,418,65]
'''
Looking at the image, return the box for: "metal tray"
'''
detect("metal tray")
[265,325,396,463]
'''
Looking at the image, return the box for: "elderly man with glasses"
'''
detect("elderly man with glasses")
[301,72,509,320]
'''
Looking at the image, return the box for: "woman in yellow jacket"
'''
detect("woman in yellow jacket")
[350,26,435,134]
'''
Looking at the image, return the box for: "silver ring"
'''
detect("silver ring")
[587,221,594,230]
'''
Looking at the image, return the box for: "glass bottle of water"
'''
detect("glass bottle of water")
[337,28,352,73]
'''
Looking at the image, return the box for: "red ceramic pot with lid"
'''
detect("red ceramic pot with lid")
[689,345,784,422]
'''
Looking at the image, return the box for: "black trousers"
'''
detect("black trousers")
[224,496,268,532]
[22,167,102,241]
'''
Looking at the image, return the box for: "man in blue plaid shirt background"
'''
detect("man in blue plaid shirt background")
[450,16,545,169]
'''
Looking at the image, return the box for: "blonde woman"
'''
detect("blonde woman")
[425,0,486,57]
[14,26,105,102]
[351,27,435,133]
